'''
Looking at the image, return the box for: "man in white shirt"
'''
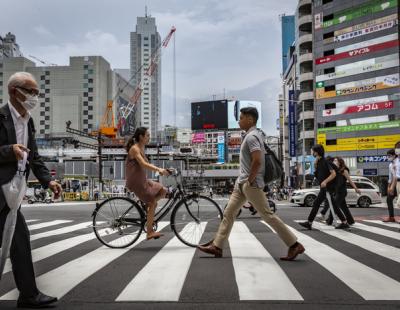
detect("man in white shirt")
[384,149,398,222]
[0,72,62,308]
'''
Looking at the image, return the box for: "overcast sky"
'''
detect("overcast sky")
[1,0,297,134]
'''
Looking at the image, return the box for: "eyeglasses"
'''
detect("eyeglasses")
[16,86,40,96]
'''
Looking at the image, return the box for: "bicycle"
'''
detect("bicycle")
[91,169,223,248]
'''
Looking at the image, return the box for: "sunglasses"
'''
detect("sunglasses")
[16,86,40,96]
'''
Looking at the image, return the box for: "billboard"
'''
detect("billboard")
[191,132,206,143]
[322,100,394,117]
[317,133,400,152]
[317,120,400,134]
[288,90,296,157]
[191,100,228,130]
[227,100,262,129]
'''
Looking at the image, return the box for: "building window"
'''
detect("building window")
[40,76,45,80]
[40,102,45,108]
[324,49,334,56]
[40,120,45,125]
[88,106,93,111]
[144,37,148,40]
[88,78,93,83]
[323,32,334,40]
[88,115,93,120]
[40,111,45,116]
[45,80,50,85]
[83,74,88,79]
[83,120,88,124]
[83,101,88,107]
[324,67,335,74]
[45,89,50,94]
[88,69,94,74]
[88,97,93,101]
[45,71,50,75]
[83,110,88,115]
[45,116,50,120]
[84,64,89,69]
[45,125,50,129]
[45,98,50,103]
[88,88,93,92]
[84,92,88,97]
[83,83,88,88]
[40,129,45,134]
[45,107,50,111]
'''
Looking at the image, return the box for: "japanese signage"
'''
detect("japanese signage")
[334,14,397,41]
[322,101,394,117]
[357,155,390,163]
[363,169,378,176]
[321,0,397,29]
[317,120,400,134]
[316,54,399,82]
[335,33,398,54]
[317,134,400,152]
[314,13,322,30]
[288,90,296,158]
[315,39,399,65]
[191,132,205,143]
[217,134,225,164]
[316,74,399,99]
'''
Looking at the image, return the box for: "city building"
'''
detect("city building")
[281,15,296,73]
[313,0,400,181]
[0,32,22,59]
[130,14,162,141]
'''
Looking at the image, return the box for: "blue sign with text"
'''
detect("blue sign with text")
[288,90,296,157]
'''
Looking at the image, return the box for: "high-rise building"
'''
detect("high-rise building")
[130,14,162,141]
[0,32,22,60]
[313,0,400,179]
[281,15,295,73]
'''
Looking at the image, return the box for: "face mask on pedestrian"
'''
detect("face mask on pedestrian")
[16,88,39,111]
[333,159,339,167]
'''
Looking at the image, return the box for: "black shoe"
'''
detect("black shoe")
[17,292,58,308]
[335,223,350,230]
[298,221,312,230]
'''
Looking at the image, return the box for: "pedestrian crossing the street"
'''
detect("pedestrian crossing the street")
[1,217,400,304]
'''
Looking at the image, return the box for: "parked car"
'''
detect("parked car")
[290,177,381,208]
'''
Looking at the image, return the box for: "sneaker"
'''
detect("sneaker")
[335,223,350,230]
[298,221,312,230]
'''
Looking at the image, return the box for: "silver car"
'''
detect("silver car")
[290,177,381,208]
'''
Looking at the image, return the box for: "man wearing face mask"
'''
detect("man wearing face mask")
[0,72,62,308]
[383,149,398,223]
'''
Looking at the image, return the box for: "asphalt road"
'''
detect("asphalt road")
[1,199,400,310]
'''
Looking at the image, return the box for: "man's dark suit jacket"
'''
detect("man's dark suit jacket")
[0,103,51,212]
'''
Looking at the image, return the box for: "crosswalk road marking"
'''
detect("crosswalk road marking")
[3,225,107,274]
[230,222,303,300]
[26,219,39,223]
[0,222,169,300]
[352,222,400,241]
[1,219,400,302]
[289,222,400,300]
[363,220,400,229]
[28,220,73,231]
[316,224,400,264]
[116,222,207,301]
[30,221,92,241]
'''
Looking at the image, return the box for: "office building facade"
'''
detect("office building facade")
[281,15,296,74]
[313,0,400,178]
[130,15,162,141]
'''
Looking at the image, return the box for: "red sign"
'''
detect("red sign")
[316,40,399,65]
[323,101,394,117]
[51,169,56,176]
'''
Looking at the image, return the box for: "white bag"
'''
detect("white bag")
[0,152,28,279]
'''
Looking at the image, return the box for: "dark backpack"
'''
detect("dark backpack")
[253,134,284,185]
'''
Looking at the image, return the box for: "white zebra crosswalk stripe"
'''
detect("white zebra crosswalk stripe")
[116,222,207,302]
[229,222,303,300]
[352,222,400,241]
[0,222,169,301]
[363,220,400,229]
[30,221,93,241]
[25,219,39,223]
[316,224,400,264]
[289,223,400,300]
[28,220,73,231]
[3,225,108,274]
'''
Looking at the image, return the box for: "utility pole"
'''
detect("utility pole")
[97,132,103,192]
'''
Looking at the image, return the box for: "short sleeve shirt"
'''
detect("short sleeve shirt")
[315,158,336,191]
[237,127,266,188]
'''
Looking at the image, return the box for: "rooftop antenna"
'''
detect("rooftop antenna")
[145,5,148,17]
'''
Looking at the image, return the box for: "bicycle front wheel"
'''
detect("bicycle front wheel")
[171,194,223,247]
[92,197,145,248]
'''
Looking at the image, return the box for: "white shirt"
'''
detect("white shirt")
[8,101,30,147]
[8,101,30,170]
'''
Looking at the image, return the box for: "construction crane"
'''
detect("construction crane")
[118,26,176,129]
[90,100,117,139]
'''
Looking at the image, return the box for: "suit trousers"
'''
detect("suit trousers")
[213,182,297,249]
[0,206,38,298]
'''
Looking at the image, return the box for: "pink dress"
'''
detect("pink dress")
[125,155,164,204]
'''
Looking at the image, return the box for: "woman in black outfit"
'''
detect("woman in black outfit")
[326,157,360,225]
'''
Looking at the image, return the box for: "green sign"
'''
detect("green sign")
[316,81,325,88]
[317,120,400,134]
[323,0,398,28]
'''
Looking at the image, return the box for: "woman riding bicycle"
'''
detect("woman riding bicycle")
[125,127,170,240]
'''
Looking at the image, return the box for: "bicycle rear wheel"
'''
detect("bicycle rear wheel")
[171,194,223,247]
[92,197,144,248]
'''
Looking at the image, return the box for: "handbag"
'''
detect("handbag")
[0,152,28,279]
[254,134,284,185]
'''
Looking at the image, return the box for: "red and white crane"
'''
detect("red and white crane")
[118,26,176,128]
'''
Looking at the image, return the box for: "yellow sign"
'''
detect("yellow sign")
[316,82,398,99]
[318,134,400,152]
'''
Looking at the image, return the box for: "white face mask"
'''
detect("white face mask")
[16,88,39,111]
